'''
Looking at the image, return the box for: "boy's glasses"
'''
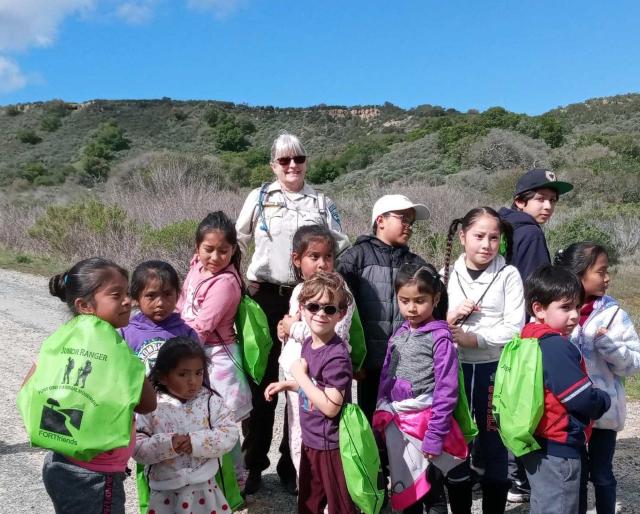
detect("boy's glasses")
[303,302,339,316]
[276,155,307,166]
[384,212,415,227]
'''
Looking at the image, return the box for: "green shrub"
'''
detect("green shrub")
[19,162,47,183]
[40,113,62,132]
[143,219,198,252]
[547,216,619,263]
[44,100,71,118]
[214,121,250,152]
[248,164,273,188]
[6,105,21,116]
[29,200,131,255]
[17,129,42,144]
[172,109,188,122]
[307,159,340,184]
[92,120,129,151]
[81,156,111,183]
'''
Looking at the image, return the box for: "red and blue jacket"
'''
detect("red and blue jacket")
[521,323,610,458]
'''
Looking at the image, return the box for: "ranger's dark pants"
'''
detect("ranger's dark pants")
[241,282,296,479]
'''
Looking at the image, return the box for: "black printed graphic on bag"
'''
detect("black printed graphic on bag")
[74,360,93,388]
[62,357,74,384]
[40,397,84,437]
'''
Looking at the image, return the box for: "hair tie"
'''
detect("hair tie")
[63,273,69,285]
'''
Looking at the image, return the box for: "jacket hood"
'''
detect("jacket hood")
[353,234,410,253]
[396,319,450,336]
[498,207,538,227]
[128,311,187,332]
[521,322,563,339]
[594,295,619,311]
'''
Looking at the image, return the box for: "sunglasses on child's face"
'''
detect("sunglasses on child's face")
[276,155,307,166]
[303,302,339,316]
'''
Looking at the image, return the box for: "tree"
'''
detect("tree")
[215,121,249,152]
[92,120,129,151]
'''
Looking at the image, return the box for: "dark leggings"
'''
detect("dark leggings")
[402,465,448,514]
[446,362,510,514]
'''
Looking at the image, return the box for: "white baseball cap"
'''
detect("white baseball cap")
[370,194,430,225]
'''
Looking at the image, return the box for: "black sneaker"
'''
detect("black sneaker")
[280,474,298,496]
[243,470,262,495]
[507,484,530,503]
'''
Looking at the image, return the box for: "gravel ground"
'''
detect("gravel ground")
[2,268,639,513]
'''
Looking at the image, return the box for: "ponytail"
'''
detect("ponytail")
[443,218,462,286]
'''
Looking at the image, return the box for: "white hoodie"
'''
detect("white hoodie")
[446,254,525,364]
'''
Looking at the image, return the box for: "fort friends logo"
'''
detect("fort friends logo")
[36,353,98,446]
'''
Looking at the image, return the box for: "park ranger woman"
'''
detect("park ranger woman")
[235,132,350,495]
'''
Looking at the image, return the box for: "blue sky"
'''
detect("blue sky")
[1,0,639,114]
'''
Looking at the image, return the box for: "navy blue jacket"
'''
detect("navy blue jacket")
[499,207,550,281]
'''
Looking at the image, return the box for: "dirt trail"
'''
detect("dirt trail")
[1,268,639,513]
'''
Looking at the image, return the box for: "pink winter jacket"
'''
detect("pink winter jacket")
[176,257,242,345]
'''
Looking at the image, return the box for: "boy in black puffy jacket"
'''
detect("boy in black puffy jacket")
[336,194,428,422]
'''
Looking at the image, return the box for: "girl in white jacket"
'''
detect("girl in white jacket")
[556,242,640,514]
[135,337,239,514]
[442,206,525,514]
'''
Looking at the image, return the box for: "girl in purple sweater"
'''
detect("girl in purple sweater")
[373,263,468,513]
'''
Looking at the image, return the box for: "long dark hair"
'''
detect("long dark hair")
[195,211,243,277]
[443,207,513,286]
[554,242,609,279]
[49,257,128,314]
[395,263,448,321]
[291,225,338,282]
[149,337,210,395]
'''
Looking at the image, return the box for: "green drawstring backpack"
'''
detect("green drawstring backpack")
[215,452,244,511]
[17,315,145,461]
[348,306,367,372]
[453,365,478,443]
[339,403,385,514]
[235,293,273,384]
[492,336,544,457]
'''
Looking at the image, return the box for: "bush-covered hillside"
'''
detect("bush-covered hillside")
[2,94,638,198]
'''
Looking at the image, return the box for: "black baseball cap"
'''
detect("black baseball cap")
[514,168,574,197]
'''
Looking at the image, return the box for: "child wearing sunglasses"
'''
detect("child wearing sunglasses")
[276,225,356,490]
[265,271,357,514]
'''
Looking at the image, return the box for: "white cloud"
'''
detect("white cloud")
[186,0,244,18]
[0,0,95,52]
[116,1,156,24]
[0,56,28,93]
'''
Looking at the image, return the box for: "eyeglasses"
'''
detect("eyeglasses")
[275,155,307,166]
[384,212,416,227]
[303,302,339,316]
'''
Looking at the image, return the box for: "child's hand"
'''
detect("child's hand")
[281,313,300,338]
[423,452,436,460]
[448,300,479,325]
[290,358,308,378]
[264,381,286,401]
[596,327,609,338]
[450,326,477,348]
[277,320,287,342]
[172,434,191,454]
